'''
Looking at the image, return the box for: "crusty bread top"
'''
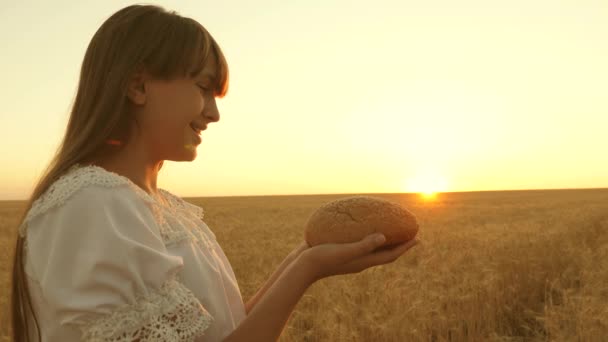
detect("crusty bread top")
[305,196,419,247]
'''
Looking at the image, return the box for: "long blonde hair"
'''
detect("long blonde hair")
[10,5,229,341]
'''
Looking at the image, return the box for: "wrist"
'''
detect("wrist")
[293,252,320,285]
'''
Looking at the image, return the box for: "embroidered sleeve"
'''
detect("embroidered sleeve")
[80,278,213,341]
[24,184,214,341]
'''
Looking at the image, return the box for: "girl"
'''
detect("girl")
[10,4,419,342]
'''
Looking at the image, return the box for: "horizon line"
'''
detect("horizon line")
[181,186,608,199]
[2,185,607,202]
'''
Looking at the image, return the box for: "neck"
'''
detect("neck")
[91,137,164,197]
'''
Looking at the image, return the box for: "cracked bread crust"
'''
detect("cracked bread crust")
[305,196,419,247]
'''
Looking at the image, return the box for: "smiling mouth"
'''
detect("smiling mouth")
[190,121,208,135]
[190,125,202,135]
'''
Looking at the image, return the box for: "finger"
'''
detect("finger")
[350,239,419,270]
[353,233,387,256]
[375,238,419,253]
[373,239,419,261]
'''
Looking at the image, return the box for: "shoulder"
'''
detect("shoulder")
[19,164,156,238]
[155,188,214,244]
[158,188,205,221]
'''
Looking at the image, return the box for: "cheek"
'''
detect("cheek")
[144,84,203,134]
[168,87,205,117]
[190,89,206,111]
[147,88,200,122]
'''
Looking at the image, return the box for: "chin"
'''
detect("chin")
[166,146,198,162]
[182,151,198,162]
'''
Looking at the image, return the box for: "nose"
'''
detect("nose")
[204,96,220,123]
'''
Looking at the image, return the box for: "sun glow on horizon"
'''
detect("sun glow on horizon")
[404,172,449,199]
[420,191,438,200]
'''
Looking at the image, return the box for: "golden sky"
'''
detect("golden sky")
[1,0,607,199]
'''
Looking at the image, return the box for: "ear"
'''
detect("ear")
[126,69,148,105]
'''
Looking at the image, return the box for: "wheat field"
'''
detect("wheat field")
[1,189,607,341]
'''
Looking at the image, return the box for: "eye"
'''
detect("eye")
[197,84,209,91]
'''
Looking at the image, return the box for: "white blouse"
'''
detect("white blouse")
[19,164,247,341]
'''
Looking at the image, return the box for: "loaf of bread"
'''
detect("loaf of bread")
[305,196,419,248]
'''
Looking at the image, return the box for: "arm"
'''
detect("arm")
[223,255,315,342]
[225,235,419,342]
[244,242,309,315]
[244,253,296,315]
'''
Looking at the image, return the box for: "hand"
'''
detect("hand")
[288,241,311,261]
[298,233,419,283]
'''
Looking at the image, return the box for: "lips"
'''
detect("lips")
[191,122,209,134]
[190,124,202,135]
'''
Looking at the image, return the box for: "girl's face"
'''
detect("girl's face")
[134,61,220,162]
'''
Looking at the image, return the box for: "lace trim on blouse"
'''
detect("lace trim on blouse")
[19,164,211,250]
[79,276,214,341]
[157,188,216,250]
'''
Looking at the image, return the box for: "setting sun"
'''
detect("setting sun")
[420,191,437,199]
[404,172,448,198]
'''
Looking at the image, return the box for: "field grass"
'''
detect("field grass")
[1,189,607,341]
